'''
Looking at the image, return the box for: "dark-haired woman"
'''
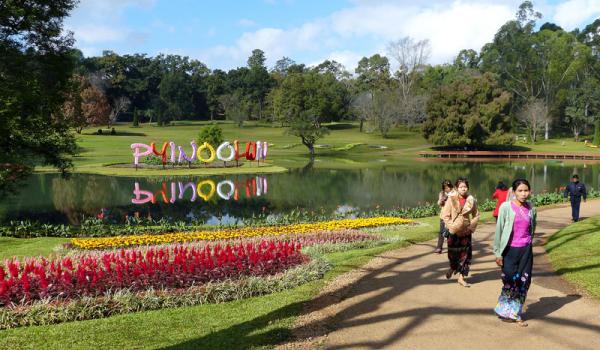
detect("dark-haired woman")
[493,179,537,327]
[492,182,509,221]
[435,180,456,254]
[441,178,480,287]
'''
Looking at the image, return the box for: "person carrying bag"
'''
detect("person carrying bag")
[440,178,480,287]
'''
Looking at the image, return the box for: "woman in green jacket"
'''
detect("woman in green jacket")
[493,179,537,327]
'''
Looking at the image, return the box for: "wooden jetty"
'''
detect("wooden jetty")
[418,151,600,160]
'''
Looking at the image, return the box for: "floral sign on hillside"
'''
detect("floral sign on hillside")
[131,140,268,167]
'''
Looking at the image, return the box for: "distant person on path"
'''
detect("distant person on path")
[493,179,537,327]
[435,180,456,254]
[492,181,509,221]
[564,174,587,222]
[441,177,480,287]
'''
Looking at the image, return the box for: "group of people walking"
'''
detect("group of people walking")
[433,176,584,327]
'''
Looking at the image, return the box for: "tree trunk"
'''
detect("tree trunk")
[359,119,364,132]
[544,121,549,140]
[300,136,314,156]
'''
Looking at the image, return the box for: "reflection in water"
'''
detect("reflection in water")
[0,161,597,225]
[132,177,268,204]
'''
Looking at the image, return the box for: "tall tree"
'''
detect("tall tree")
[205,69,227,120]
[355,54,391,92]
[387,37,430,100]
[0,0,78,178]
[245,49,274,120]
[480,2,542,102]
[82,81,111,128]
[271,71,339,155]
[453,49,479,69]
[353,89,399,137]
[354,54,391,131]
[534,28,588,139]
[423,72,513,147]
[517,99,549,143]
[219,91,250,127]
[62,75,86,133]
[271,56,296,79]
[387,37,431,128]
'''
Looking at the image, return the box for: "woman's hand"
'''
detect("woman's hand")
[495,257,503,267]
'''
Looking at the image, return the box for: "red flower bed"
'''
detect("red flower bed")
[0,240,305,307]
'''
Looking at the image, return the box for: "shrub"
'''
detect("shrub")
[198,124,224,146]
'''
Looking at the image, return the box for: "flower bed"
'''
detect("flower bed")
[167,229,382,250]
[70,217,411,250]
[0,258,331,330]
[0,240,305,307]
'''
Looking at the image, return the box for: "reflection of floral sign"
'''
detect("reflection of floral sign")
[131,140,268,165]
[132,177,268,204]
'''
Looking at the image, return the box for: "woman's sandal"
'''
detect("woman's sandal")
[516,320,528,327]
[457,279,471,288]
[500,318,528,327]
[445,268,454,279]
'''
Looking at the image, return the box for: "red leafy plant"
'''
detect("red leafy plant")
[0,240,305,307]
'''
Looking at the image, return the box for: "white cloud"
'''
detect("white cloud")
[66,0,156,52]
[552,0,600,29]
[201,21,330,68]
[69,25,125,44]
[67,0,600,68]
[329,1,514,64]
[201,1,519,69]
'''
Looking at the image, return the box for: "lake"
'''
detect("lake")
[1,160,597,225]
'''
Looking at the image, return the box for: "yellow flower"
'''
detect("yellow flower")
[71,217,412,250]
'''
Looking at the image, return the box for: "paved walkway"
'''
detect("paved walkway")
[287,201,600,349]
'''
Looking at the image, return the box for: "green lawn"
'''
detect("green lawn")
[545,216,600,298]
[38,121,432,176]
[35,121,600,177]
[0,237,69,260]
[0,216,447,349]
[518,138,599,153]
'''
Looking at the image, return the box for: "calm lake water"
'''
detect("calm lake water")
[1,160,598,225]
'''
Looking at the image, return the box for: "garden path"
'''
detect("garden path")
[283,201,600,349]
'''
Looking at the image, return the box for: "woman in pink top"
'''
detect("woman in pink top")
[493,179,537,327]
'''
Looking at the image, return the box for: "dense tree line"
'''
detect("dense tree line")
[63,2,600,149]
[4,0,600,180]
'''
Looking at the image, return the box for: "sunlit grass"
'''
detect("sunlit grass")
[546,216,600,298]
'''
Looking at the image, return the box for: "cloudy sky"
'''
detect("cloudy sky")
[65,0,600,71]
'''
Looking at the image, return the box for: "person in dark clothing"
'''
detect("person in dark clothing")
[564,174,587,222]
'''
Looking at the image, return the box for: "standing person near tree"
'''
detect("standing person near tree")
[440,178,480,287]
[492,181,509,221]
[493,179,537,327]
[564,174,587,222]
[435,180,456,254]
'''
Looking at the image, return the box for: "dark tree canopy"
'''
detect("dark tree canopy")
[1,0,79,174]
[423,72,513,147]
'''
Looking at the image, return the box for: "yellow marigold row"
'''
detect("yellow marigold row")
[71,217,412,250]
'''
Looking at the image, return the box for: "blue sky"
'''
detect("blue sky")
[65,0,600,71]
